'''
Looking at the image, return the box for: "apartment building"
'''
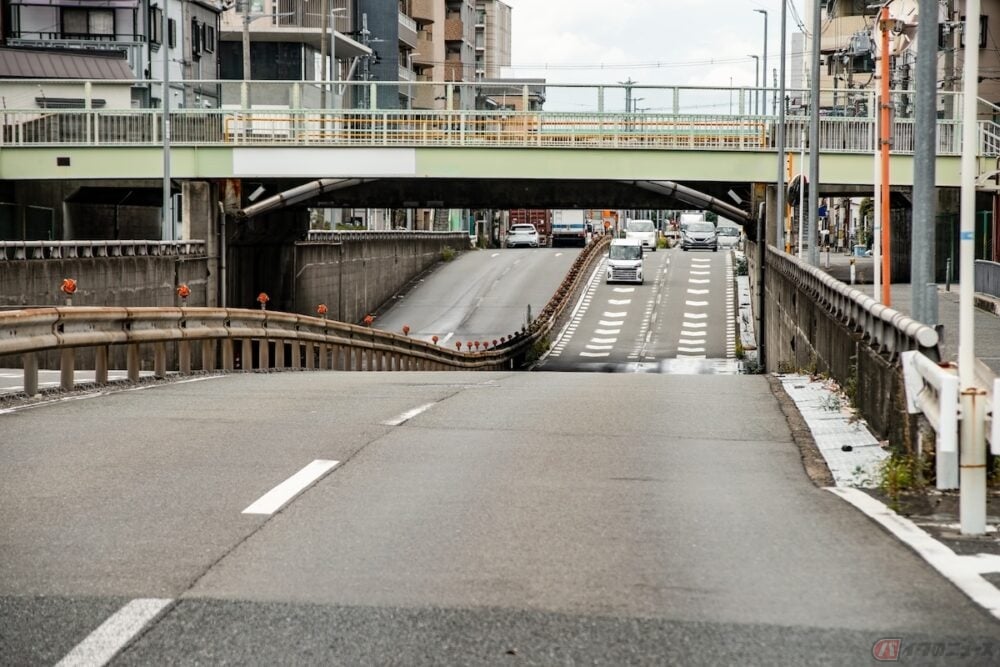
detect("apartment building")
[474,0,509,79]
[2,0,223,109]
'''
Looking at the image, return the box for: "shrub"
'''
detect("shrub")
[441,245,457,262]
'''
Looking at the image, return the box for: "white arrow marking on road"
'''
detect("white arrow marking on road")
[595,329,621,335]
[56,598,173,667]
[604,311,627,318]
[685,300,709,306]
[242,459,341,515]
[591,338,617,344]
[609,299,632,305]
[684,313,708,319]
[687,289,709,294]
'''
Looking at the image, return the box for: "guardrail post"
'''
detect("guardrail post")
[127,344,140,382]
[241,339,252,370]
[305,341,315,369]
[154,342,167,379]
[202,340,217,371]
[260,339,271,370]
[290,341,301,369]
[179,341,192,375]
[95,346,109,385]
[222,339,234,371]
[23,352,39,397]
[60,348,75,391]
[959,387,988,534]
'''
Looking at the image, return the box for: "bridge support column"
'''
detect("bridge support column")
[181,181,221,307]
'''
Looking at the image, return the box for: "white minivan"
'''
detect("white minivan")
[606,238,644,284]
[625,219,658,252]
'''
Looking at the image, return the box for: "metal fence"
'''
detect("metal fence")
[0,240,206,261]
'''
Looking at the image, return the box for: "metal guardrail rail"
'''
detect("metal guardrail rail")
[0,237,609,395]
[304,230,470,242]
[0,240,206,261]
[766,246,940,359]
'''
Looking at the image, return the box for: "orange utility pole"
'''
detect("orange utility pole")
[879,5,892,305]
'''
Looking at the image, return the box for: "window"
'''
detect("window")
[63,8,115,40]
[191,19,202,58]
[168,19,176,48]
[960,15,988,49]
[149,5,162,45]
[204,25,215,53]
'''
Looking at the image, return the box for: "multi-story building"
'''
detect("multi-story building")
[474,0,509,80]
[2,0,223,109]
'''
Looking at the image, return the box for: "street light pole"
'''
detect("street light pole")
[808,0,821,266]
[754,9,768,115]
[748,54,759,115]
[162,0,171,241]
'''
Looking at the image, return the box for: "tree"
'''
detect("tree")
[705,211,718,223]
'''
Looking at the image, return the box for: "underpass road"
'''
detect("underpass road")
[2,371,998,665]
[374,247,581,345]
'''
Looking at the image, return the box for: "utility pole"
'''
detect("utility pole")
[320,0,328,109]
[808,0,821,266]
[162,0,171,241]
[879,5,892,306]
[775,2,788,251]
[912,0,938,326]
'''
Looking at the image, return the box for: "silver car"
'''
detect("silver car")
[716,226,741,248]
[681,221,718,252]
[506,224,541,248]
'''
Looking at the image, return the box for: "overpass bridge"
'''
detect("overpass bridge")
[1,80,996,217]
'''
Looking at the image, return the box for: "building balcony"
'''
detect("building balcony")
[410,0,436,24]
[399,12,419,48]
[444,17,465,42]
[398,65,415,82]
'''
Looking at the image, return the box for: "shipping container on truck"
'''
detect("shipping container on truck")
[551,209,588,247]
[508,209,551,245]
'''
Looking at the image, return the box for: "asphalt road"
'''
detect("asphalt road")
[539,245,739,373]
[374,247,581,347]
[2,372,999,665]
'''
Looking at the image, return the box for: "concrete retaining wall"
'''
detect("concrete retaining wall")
[759,246,916,449]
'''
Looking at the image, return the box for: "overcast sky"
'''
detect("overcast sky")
[501,0,807,111]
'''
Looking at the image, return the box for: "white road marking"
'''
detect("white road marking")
[599,320,624,326]
[595,328,621,335]
[685,300,708,306]
[555,252,564,257]
[608,299,632,305]
[830,488,1000,621]
[613,287,635,293]
[677,353,707,359]
[687,289,709,294]
[586,344,614,350]
[491,252,500,258]
[691,271,711,275]
[579,351,610,358]
[678,339,705,345]
[683,313,708,319]
[56,598,173,667]
[689,279,710,284]
[677,346,705,352]
[682,322,707,328]
[242,460,340,515]
[603,311,627,318]
[382,402,437,427]
[590,338,617,344]
[681,331,707,337]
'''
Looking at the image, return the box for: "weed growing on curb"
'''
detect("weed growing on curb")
[441,246,457,262]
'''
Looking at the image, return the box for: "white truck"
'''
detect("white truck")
[551,209,588,247]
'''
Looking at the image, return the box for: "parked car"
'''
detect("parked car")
[716,226,741,248]
[681,221,718,252]
[506,224,541,248]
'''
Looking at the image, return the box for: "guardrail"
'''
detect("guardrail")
[0,237,609,396]
[304,230,471,242]
[0,240,206,261]
[974,259,1000,297]
[766,246,940,359]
